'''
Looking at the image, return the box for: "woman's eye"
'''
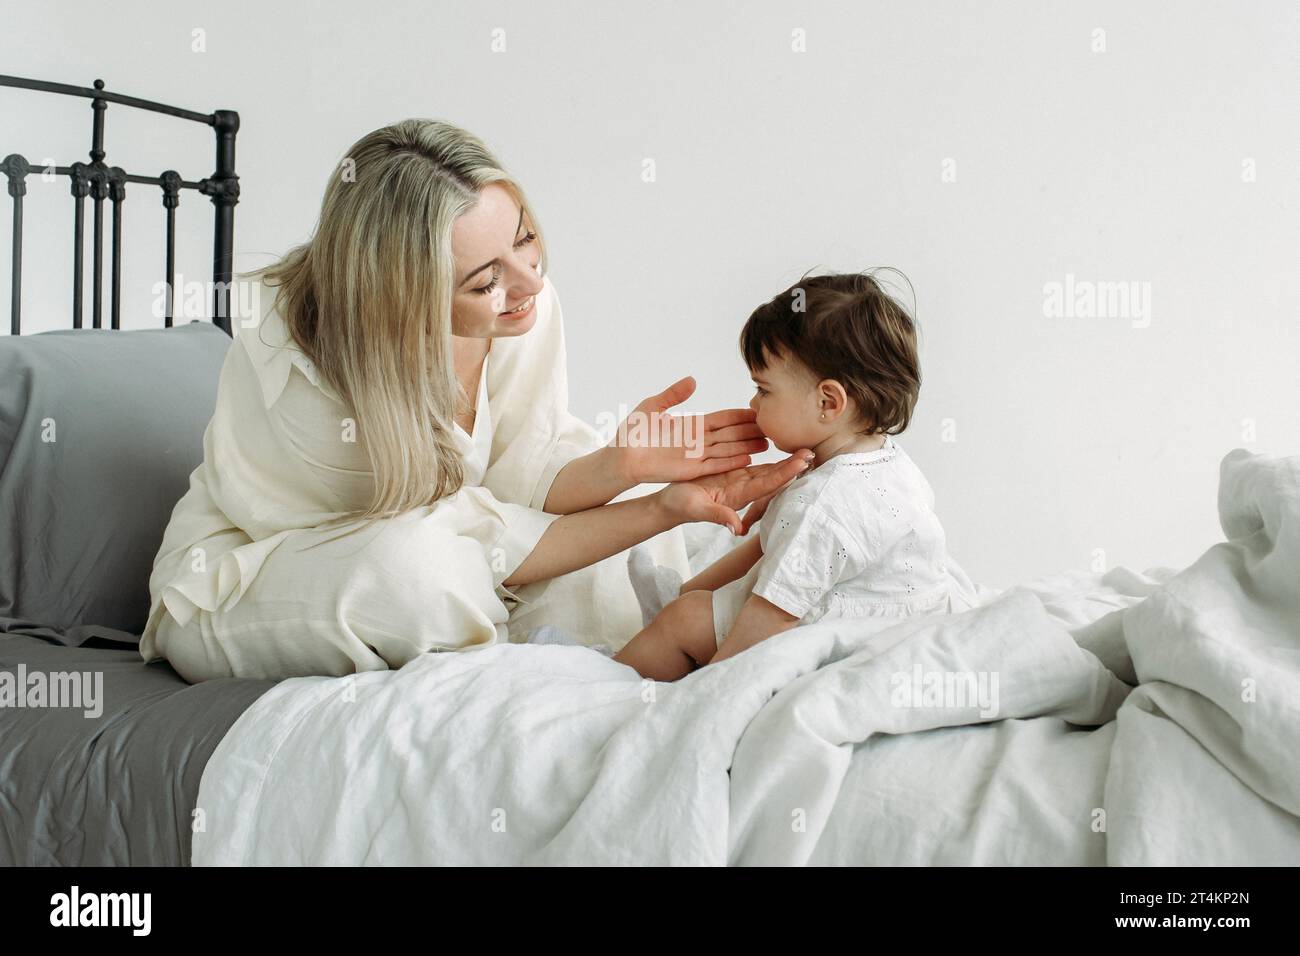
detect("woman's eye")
[476,266,503,295]
[473,234,533,295]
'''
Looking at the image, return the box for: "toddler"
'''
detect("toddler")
[614,270,978,681]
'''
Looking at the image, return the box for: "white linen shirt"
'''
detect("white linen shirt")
[751,435,978,623]
[139,273,602,659]
[453,348,494,487]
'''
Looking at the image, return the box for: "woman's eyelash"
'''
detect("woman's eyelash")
[474,232,537,295]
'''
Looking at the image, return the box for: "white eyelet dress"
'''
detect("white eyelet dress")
[711,435,979,645]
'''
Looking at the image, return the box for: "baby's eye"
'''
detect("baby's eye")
[754,386,768,397]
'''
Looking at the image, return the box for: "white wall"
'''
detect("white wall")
[3,0,1297,587]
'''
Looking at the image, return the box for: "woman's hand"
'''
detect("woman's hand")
[612,376,769,485]
[656,451,814,535]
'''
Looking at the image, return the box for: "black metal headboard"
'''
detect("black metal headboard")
[0,75,239,336]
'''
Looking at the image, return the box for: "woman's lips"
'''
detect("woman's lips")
[499,295,535,319]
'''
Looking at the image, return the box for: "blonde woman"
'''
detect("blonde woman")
[140,119,810,682]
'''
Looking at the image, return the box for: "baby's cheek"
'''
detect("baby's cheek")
[762,422,794,453]
[759,409,792,446]
[759,415,786,448]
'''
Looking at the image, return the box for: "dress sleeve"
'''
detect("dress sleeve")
[752,500,867,618]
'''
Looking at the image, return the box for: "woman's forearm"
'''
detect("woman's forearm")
[505,490,676,587]
[542,446,635,514]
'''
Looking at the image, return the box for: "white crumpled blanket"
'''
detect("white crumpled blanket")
[192,449,1300,865]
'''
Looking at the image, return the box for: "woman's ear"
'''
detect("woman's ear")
[817,380,850,422]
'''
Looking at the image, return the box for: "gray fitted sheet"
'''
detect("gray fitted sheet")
[0,623,272,865]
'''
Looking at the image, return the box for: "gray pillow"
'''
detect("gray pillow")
[0,321,230,640]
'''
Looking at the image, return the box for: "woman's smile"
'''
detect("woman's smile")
[500,295,535,318]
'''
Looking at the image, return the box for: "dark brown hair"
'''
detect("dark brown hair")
[740,269,920,435]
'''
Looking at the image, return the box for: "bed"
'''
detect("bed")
[0,74,272,866]
[190,473,1300,866]
[3,75,1298,869]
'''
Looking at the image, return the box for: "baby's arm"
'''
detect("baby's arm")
[710,594,798,663]
[680,534,763,594]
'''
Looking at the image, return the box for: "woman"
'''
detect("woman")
[140,118,809,681]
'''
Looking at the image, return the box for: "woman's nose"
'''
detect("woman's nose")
[510,254,545,298]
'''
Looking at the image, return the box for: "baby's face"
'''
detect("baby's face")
[748,351,825,453]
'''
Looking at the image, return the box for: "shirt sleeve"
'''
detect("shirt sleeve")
[752,501,867,618]
[452,485,563,606]
[529,413,604,510]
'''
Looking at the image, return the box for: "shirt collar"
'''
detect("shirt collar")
[239,283,337,408]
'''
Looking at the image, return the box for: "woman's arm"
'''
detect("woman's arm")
[541,445,636,514]
[510,450,812,587]
[505,491,675,587]
[680,534,763,593]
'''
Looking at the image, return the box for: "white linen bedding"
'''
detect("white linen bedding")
[192,448,1300,865]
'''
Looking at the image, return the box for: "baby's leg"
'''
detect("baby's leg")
[613,589,717,682]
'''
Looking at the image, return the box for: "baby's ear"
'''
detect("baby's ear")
[818,378,850,415]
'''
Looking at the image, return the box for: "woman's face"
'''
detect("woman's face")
[451,183,545,338]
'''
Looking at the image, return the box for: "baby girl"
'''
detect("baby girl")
[614,270,978,681]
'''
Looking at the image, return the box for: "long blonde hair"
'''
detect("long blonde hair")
[253,119,547,519]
